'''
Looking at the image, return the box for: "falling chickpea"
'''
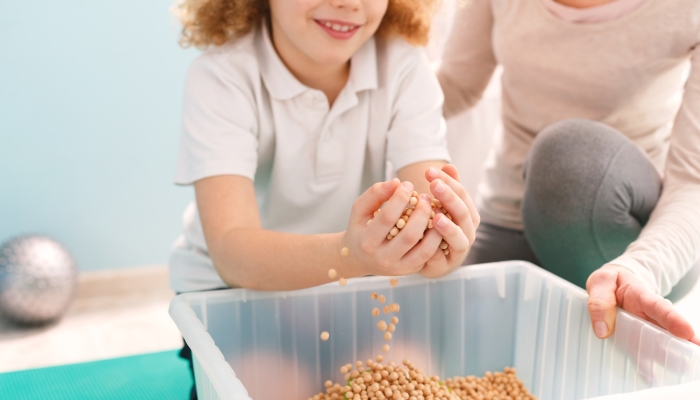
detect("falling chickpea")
[384,332,392,340]
[371,307,379,317]
[328,269,337,279]
[383,306,390,314]
[390,277,398,287]
[391,316,399,324]
[378,295,386,303]
[387,324,395,332]
[320,331,330,341]
[340,247,349,257]
[377,320,387,331]
[382,344,390,353]
[339,278,347,286]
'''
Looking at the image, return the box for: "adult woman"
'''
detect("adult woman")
[438,0,700,343]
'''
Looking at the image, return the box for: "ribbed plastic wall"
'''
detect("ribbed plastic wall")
[170,262,700,400]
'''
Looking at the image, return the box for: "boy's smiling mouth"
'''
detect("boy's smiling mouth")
[314,19,361,39]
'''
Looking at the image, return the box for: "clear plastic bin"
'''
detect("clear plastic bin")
[169,261,700,400]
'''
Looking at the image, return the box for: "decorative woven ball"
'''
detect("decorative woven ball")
[0,235,78,325]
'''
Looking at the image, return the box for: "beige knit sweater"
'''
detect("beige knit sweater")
[438,0,700,296]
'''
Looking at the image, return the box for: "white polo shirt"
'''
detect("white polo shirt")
[169,25,450,292]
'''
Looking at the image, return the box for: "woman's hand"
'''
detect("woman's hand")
[341,178,445,277]
[587,264,699,345]
[419,164,480,278]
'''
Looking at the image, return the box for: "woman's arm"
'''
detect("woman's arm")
[587,42,700,344]
[437,0,498,119]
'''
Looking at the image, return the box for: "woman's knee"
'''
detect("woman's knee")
[521,119,661,287]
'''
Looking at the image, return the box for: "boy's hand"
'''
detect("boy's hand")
[418,165,479,278]
[342,178,445,277]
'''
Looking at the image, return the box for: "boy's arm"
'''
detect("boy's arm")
[195,175,440,291]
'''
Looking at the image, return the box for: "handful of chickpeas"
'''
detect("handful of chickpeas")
[368,192,451,255]
[308,357,536,400]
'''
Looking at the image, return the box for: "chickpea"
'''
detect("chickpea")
[387,324,395,332]
[384,332,392,340]
[391,316,399,324]
[339,278,347,286]
[390,278,398,287]
[372,308,380,317]
[341,247,350,257]
[396,218,406,230]
[378,295,386,303]
[382,344,390,353]
[377,320,388,331]
[320,331,330,341]
[328,269,338,279]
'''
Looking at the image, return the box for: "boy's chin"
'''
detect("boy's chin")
[311,51,354,68]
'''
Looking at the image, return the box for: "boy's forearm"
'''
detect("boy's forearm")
[210,229,363,291]
[397,160,447,194]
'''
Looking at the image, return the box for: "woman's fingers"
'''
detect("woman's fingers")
[586,267,619,339]
[638,290,695,341]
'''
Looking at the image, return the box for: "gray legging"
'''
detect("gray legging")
[465,119,662,289]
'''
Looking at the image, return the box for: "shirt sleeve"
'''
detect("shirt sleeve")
[385,45,451,172]
[609,41,700,296]
[174,54,259,185]
[437,0,498,119]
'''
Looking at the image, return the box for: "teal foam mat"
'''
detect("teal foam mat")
[0,350,192,399]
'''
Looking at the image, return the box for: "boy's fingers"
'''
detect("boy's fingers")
[441,164,460,181]
[426,166,480,228]
[432,213,470,254]
[430,179,476,243]
[399,227,443,273]
[351,178,399,224]
[381,194,432,255]
[364,181,417,245]
[586,269,619,339]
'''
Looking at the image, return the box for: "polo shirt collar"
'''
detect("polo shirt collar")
[257,24,378,101]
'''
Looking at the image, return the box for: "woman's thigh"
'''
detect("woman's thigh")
[521,119,661,288]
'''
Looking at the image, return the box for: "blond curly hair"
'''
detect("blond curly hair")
[175,0,440,48]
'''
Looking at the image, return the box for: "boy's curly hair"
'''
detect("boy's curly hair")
[175,0,441,48]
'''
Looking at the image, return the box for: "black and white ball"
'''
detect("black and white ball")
[0,235,78,325]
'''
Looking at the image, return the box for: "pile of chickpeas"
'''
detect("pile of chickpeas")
[308,357,536,400]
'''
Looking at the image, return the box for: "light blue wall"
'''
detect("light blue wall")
[0,1,199,271]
